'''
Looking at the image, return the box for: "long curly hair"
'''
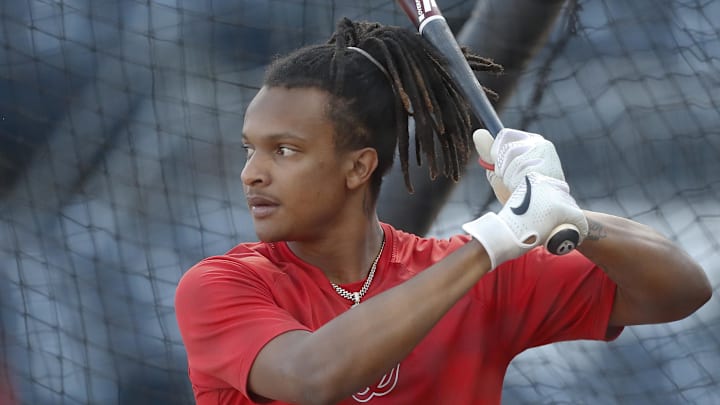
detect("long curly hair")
[264,18,502,198]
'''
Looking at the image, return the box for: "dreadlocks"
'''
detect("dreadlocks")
[264,17,502,197]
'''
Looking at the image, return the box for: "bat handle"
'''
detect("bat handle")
[545,224,581,255]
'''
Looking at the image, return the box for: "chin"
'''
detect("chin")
[252,222,287,243]
[253,229,277,243]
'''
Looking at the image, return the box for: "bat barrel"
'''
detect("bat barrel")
[421,18,505,136]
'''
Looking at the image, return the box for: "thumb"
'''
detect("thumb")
[472,129,495,166]
[487,170,511,204]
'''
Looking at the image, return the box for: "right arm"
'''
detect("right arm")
[248,240,490,404]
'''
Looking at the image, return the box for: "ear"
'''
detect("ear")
[345,147,379,190]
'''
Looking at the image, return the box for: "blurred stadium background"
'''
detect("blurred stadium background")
[0,0,718,404]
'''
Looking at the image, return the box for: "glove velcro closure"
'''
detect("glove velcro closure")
[462,212,535,271]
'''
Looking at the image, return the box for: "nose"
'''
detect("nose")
[241,152,269,186]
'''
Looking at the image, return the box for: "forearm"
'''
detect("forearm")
[577,211,711,326]
[253,240,491,404]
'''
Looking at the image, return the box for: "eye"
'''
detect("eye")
[242,144,255,157]
[276,146,296,156]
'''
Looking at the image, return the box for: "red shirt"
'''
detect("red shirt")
[175,222,620,404]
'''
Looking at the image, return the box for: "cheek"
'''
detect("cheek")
[282,165,322,196]
[297,163,345,203]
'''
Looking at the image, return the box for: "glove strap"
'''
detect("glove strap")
[462,213,533,271]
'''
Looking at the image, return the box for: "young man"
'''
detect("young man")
[174,19,711,405]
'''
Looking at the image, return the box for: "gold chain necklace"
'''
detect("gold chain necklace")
[330,235,385,307]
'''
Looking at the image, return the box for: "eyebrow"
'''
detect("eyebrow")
[241,132,306,143]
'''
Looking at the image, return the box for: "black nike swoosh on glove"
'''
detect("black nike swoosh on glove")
[511,175,532,215]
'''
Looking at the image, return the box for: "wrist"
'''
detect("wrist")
[462,212,533,270]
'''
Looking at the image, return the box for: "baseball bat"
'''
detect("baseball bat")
[397,0,580,255]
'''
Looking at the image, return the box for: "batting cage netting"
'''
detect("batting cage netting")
[0,0,718,404]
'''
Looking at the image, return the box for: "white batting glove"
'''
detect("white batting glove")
[472,128,565,204]
[462,172,588,270]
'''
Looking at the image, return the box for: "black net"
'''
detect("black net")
[0,0,717,404]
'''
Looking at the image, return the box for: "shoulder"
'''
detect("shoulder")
[175,242,285,306]
[182,241,277,277]
[482,249,620,349]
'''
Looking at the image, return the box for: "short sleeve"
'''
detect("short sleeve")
[482,248,622,356]
[174,256,311,399]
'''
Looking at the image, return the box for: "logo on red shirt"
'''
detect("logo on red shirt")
[352,363,400,402]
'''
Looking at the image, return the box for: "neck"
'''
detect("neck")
[287,216,385,285]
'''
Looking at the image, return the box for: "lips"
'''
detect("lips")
[245,194,280,219]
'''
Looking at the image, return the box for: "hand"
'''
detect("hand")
[462,172,588,270]
[472,128,565,204]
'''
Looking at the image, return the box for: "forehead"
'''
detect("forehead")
[243,86,335,141]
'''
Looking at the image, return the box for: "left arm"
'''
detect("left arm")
[475,128,712,326]
[578,211,712,327]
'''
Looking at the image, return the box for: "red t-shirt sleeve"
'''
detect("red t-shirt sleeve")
[479,248,622,356]
[174,255,311,399]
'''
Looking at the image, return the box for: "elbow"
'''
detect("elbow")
[676,262,713,319]
[284,361,351,405]
[295,378,340,405]
[251,331,358,405]
[643,262,713,324]
[693,269,713,311]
